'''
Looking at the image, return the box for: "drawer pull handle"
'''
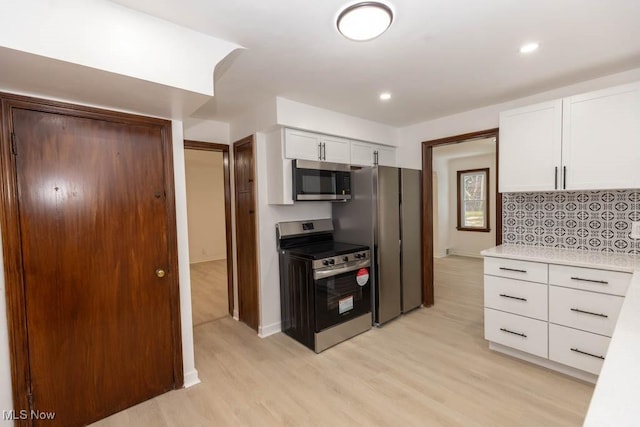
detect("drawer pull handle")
[570,277,608,285]
[570,308,608,318]
[499,293,527,302]
[570,348,605,360]
[499,267,527,273]
[500,328,527,338]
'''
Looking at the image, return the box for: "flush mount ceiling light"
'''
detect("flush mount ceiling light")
[337,2,394,41]
[520,42,540,54]
[379,92,391,100]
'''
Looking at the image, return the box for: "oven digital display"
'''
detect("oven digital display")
[302,223,314,231]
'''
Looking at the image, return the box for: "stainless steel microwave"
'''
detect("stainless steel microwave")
[292,159,351,201]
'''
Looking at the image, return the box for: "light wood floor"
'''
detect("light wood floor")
[190,260,229,326]
[94,256,593,426]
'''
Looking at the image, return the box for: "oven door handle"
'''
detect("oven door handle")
[314,260,371,280]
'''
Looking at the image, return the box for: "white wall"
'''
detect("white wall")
[397,67,640,170]
[0,0,240,96]
[447,154,496,257]
[170,122,200,387]
[432,159,449,258]
[185,150,227,263]
[254,132,332,336]
[276,97,399,146]
[184,118,231,144]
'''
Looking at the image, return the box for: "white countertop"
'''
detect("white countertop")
[481,245,640,426]
[480,244,639,273]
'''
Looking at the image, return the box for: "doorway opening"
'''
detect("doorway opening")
[421,129,501,306]
[184,140,234,326]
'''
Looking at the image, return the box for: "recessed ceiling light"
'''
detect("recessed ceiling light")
[379,92,391,100]
[520,42,539,54]
[337,2,394,41]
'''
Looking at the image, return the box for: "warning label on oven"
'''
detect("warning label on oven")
[356,268,369,286]
[339,296,354,314]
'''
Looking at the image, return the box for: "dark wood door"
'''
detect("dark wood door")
[11,107,179,426]
[233,136,259,331]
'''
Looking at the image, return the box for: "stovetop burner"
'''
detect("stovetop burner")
[276,218,370,267]
[283,241,369,260]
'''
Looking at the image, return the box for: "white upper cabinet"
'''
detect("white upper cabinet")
[375,144,396,166]
[499,100,562,192]
[321,134,350,164]
[284,128,323,161]
[284,128,350,164]
[499,82,640,192]
[562,83,640,190]
[350,141,375,166]
[350,141,396,167]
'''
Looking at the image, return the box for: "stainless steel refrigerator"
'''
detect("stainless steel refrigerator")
[332,166,422,325]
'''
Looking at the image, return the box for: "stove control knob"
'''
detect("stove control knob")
[360,253,367,259]
[355,253,363,259]
[329,259,335,265]
[322,260,330,266]
[343,256,349,262]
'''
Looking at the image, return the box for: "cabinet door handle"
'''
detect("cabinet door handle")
[500,328,527,338]
[554,166,558,190]
[570,348,605,360]
[322,142,326,160]
[499,267,527,273]
[570,276,608,285]
[570,308,608,318]
[563,166,567,190]
[318,143,322,160]
[374,150,379,165]
[499,294,527,302]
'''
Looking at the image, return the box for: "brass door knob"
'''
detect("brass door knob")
[155,269,166,278]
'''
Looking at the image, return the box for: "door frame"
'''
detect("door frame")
[421,128,501,306]
[0,92,184,419]
[183,140,235,316]
[232,135,260,331]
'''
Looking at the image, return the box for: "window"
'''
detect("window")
[457,168,490,232]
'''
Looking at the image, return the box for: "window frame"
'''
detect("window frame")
[456,167,491,232]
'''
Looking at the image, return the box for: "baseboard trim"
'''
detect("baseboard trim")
[259,321,281,338]
[183,369,201,388]
[488,342,598,384]
[189,257,226,265]
[447,250,483,259]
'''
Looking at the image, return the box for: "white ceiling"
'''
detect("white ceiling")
[112,0,640,126]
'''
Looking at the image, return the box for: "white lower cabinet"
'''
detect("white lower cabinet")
[484,254,630,378]
[549,286,623,337]
[484,308,548,358]
[549,324,610,375]
[484,276,548,321]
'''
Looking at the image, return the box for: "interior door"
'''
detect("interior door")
[234,136,259,331]
[10,106,180,426]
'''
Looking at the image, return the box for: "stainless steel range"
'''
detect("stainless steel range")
[276,219,372,353]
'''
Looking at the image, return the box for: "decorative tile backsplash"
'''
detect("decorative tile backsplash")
[502,190,640,254]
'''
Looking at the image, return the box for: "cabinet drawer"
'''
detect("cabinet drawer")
[484,276,548,320]
[549,324,610,375]
[549,286,623,336]
[548,264,630,296]
[484,257,548,284]
[484,308,548,358]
